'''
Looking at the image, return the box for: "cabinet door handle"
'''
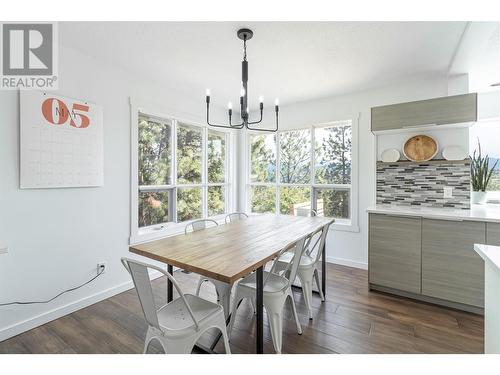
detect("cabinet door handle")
[378,213,420,219]
[423,216,464,222]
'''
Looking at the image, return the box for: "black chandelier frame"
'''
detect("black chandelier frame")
[206,28,279,133]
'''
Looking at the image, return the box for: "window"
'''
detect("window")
[132,109,232,242]
[207,129,227,216]
[250,134,276,183]
[177,123,202,184]
[469,120,500,200]
[280,129,311,184]
[138,116,173,228]
[313,122,352,219]
[251,185,276,213]
[247,119,356,226]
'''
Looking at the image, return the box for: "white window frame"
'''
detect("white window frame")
[469,118,500,203]
[130,98,236,244]
[244,115,359,232]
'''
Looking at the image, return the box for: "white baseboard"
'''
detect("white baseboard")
[0,270,164,342]
[327,256,368,270]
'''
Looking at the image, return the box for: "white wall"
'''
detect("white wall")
[478,91,500,120]
[250,75,449,269]
[0,45,227,341]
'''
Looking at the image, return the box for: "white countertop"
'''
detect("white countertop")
[475,244,500,273]
[367,204,500,223]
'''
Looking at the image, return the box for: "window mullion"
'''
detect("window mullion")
[168,189,174,222]
[225,131,229,213]
[310,126,315,214]
[225,132,230,213]
[275,132,280,215]
[311,125,315,186]
[312,187,318,213]
[203,127,208,218]
[172,120,178,223]
[246,132,251,213]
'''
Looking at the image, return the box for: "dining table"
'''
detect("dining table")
[129,214,334,354]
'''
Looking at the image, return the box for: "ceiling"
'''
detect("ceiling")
[60,22,468,107]
[449,22,500,93]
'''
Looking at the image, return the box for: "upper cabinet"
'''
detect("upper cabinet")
[371,93,477,133]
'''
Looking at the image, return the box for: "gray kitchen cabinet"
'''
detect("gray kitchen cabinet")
[422,219,485,308]
[371,93,477,132]
[369,214,422,293]
[486,223,500,245]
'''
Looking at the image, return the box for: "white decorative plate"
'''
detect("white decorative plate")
[442,145,467,161]
[381,148,400,163]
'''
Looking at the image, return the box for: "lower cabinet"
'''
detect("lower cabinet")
[421,219,485,308]
[487,223,500,245]
[369,214,422,294]
[369,213,488,311]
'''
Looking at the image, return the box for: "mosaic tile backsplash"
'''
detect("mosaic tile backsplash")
[376,160,471,209]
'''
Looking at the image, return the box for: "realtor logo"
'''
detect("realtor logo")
[1,22,58,89]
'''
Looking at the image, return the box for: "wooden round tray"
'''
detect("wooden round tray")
[403,135,438,162]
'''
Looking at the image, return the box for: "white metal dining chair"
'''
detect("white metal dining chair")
[225,212,249,223]
[121,257,231,354]
[222,211,256,314]
[275,220,333,320]
[296,208,317,217]
[185,219,232,318]
[184,218,219,234]
[227,234,310,354]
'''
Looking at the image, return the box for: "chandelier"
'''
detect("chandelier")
[205,28,279,132]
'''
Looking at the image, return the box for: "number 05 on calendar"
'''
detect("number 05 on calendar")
[20,91,104,188]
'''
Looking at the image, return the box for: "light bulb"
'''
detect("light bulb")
[228,102,233,110]
[246,107,249,113]
[240,88,246,97]
[259,95,264,103]
[206,89,211,96]
[275,98,279,106]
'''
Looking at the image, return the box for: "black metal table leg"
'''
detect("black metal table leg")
[322,241,326,298]
[167,264,173,303]
[256,266,264,354]
[209,299,243,351]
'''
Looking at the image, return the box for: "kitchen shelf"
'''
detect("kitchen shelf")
[377,158,471,166]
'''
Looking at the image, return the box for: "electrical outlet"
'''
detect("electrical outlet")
[443,187,453,199]
[97,262,107,274]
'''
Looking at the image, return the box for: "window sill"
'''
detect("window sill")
[130,214,227,245]
[330,221,359,233]
[247,213,359,233]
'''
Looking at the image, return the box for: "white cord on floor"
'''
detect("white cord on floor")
[0,267,105,306]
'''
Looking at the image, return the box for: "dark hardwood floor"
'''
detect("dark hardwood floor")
[0,264,484,354]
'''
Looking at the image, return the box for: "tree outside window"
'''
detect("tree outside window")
[315,124,352,185]
[314,123,352,219]
[137,114,230,231]
[248,120,353,220]
[138,116,173,227]
[207,130,227,216]
[250,134,276,183]
[280,130,311,184]
[177,123,202,184]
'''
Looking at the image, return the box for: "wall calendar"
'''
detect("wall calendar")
[20,91,103,188]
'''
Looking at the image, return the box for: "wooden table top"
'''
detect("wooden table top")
[129,215,334,284]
